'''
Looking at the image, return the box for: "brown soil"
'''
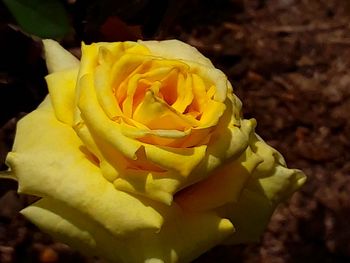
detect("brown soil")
[1,0,350,262]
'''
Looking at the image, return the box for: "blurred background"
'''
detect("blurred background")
[1,0,350,262]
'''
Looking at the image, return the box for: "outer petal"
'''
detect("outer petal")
[113,169,181,205]
[185,61,229,102]
[37,95,53,110]
[139,40,214,68]
[176,146,263,211]
[21,198,121,260]
[5,106,163,236]
[79,42,149,81]
[75,118,204,205]
[248,134,307,204]
[139,40,229,101]
[78,73,142,160]
[182,98,255,189]
[45,69,79,125]
[43,39,80,73]
[217,188,273,244]
[217,135,306,244]
[22,197,234,263]
[75,119,185,205]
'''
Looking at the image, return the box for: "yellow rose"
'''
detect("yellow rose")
[5,39,306,263]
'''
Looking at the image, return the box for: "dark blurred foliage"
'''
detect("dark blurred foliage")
[72,0,169,40]
[2,0,70,38]
[0,26,47,126]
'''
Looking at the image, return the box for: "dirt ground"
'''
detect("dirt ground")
[1,0,350,262]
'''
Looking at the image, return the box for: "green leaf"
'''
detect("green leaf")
[3,0,70,38]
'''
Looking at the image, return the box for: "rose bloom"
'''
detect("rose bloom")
[6,39,306,263]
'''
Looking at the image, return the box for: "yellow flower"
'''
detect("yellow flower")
[5,39,306,263]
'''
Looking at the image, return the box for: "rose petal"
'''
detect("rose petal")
[138,40,229,103]
[37,95,53,110]
[176,146,263,211]
[78,74,208,177]
[142,144,207,177]
[76,120,199,205]
[114,58,190,116]
[198,100,226,127]
[74,120,127,182]
[79,42,148,77]
[6,107,164,235]
[45,69,79,125]
[248,134,307,203]
[181,94,255,188]
[110,54,151,93]
[139,40,214,68]
[22,197,234,263]
[188,62,229,103]
[78,73,142,160]
[94,64,124,118]
[217,135,306,244]
[122,67,174,117]
[43,39,79,73]
[113,169,181,205]
[171,73,194,113]
[133,90,199,130]
[217,189,272,244]
[118,119,213,149]
[188,73,207,113]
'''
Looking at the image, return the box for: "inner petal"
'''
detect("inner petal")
[94,65,123,119]
[159,68,179,105]
[171,73,194,114]
[198,100,226,127]
[114,60,152,106]
[121,67,174,118]
[186,73,208,114]
[133,90,199,130]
